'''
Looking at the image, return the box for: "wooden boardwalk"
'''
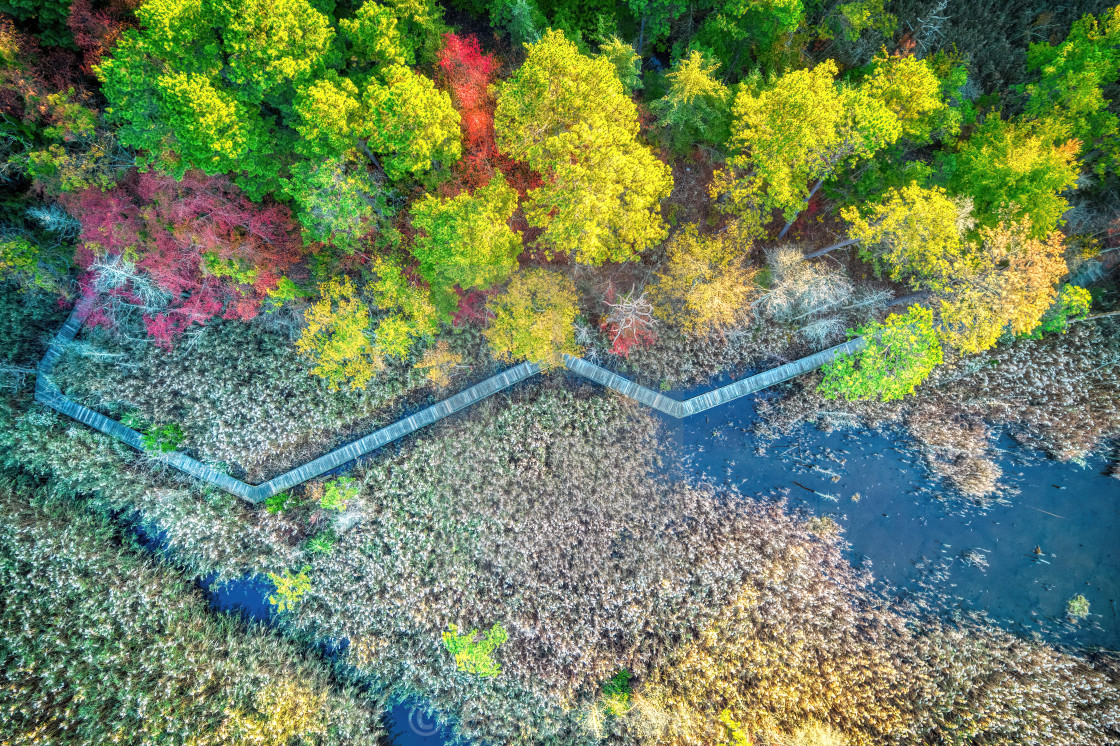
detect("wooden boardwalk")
[565,336,865,417]
[35,296,865,504]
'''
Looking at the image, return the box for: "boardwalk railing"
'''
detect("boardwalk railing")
[34,297,865,503]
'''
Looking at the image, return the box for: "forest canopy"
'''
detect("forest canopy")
[1,1,1119,744]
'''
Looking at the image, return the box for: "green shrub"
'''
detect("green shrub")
[1025,284,1092,338]
[602,668,631,715]
[305,530,337,554]
[1067,594,1091,619]
[121,412,185,453]
[321,476,359,510]
[442,623,507,677]
[268,566,312,613]
[142,423,184,453]
[265,491,293,514]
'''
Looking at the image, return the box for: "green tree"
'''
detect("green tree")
[817,0,896,46]
[340,0,411,66]
[713,60,901,230]
[819,305,942,401]
[1021,7,1120,176]
[361,64,461,181]
[151,70,275,181]
[597,36,642,94]
[943,116,1080,237]
[320,476,360,510]
[95,0,454,216]
[380,0,449,67]
[285,157,378,251]
[651,50,730,152]
[95,0,334,198]
[494,30,672,264]
[292,75,364,161]
[624,0,682,55]
[0,237,63,294]
[215,0,335,98]
[485,268,580,366]
[0,0,72,46]
[692,0,805,79]
[410,174,522,314]
[1026,283,1092,338]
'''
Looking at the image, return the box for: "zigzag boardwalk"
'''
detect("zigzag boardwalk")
[564,337,865,417]
[34,297,866,503]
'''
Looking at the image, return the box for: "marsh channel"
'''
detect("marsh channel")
[200,378,1120,745]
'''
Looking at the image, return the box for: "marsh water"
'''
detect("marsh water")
[201,381,1120,744]
[664,385,1120,652]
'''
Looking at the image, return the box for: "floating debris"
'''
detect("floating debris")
[959,548,990,571]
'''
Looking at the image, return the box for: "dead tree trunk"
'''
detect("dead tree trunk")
[777,178,825,240]
[885,291,932,308]
[803,237,859,259]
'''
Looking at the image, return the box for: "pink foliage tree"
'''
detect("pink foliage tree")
[66,170,310,347]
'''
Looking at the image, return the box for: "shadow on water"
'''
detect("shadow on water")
[661,381,1120,650]
[199,574,457,745]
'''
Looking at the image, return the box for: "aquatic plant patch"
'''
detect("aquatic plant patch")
[0,483,383,745]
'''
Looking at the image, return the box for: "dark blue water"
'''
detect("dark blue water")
[203,574,276,621]
[661,392,1120,650]
[384,703,458,745]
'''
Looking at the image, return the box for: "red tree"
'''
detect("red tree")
[67,0,133,76]
[67,170,311,347]
[451,287,496,328]
[436,33,539,196]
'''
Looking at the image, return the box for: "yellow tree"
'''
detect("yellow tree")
[414,340,463,387]
[649,223,760,334]
[939,222,1068,353]
[369,256,440,358]
[494,30,672,265]
[296,276,383,390]
[361,64,461,181]
[841,182,975,292]
[862,52,961,144]
[484,269,580,366]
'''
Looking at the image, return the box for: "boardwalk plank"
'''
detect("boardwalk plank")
[38,291,863,504]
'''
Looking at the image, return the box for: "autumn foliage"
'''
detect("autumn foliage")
[66,0,134,77]
[68,171,308,346]
[437,33,537,195]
